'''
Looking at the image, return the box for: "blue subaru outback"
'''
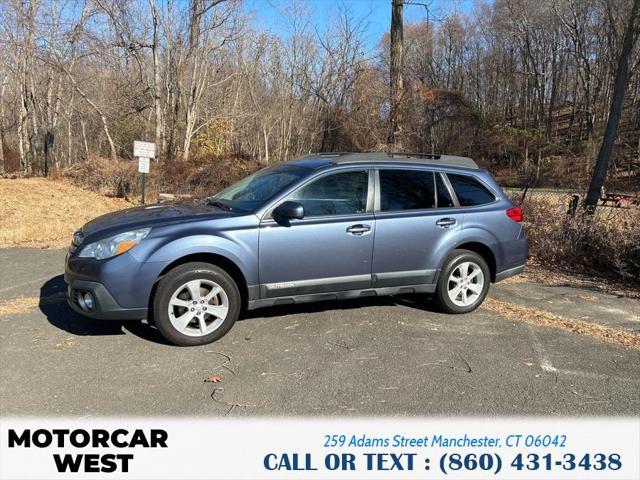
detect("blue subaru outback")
[65,152,527,346]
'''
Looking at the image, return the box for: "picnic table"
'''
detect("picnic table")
[600,187,640,208]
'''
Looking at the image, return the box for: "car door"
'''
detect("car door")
[371,168,463,288]
[258,169,375,298]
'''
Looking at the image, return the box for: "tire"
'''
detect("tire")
[435,249,490,314]
[152,262,241,346]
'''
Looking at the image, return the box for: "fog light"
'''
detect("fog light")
[78,291,95,312]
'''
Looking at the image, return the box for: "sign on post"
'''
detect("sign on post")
[138,157,150,173]
[133,141,156,159]
[134,141,155,204]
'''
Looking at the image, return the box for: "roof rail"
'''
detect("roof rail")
[322,152,478,169]
[385,152,442,160]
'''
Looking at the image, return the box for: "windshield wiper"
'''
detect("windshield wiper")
[204,198,232,211]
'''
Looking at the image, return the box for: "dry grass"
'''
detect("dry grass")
[0,297,40,317]
[498,263,640,298]
[521,196,640,280]
[482,297,640,350]
[522,263,640,299]
[63,155,263,200]
[0,178,130,248]
[0,293,66,318]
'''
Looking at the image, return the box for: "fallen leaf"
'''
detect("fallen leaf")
[204,374,223,383]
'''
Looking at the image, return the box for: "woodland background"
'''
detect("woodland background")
[0,0,639,191]
[1,0,639,279]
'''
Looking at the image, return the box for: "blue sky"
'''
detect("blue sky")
[243,0,477,52]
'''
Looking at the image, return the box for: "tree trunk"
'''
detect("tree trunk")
[66,113,73,166]
[0,79,6,173]
[262,127,270,164]
[388,0,403,146]
[150,0,164,159]
[43,131,53,176]
[585,0,640,210]
[81,119,89,157]
[66,69,117,161]
[547,43,559,140]
[18,85,28,170]
[65,90,75,166]
[182,106,196,161]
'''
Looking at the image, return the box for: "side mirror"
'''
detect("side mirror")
[273,201,304,220]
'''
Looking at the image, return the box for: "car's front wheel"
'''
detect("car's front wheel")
[435,249,490,314]
[153,262,241,346]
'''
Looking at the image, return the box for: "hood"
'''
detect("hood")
[81,201,236,240]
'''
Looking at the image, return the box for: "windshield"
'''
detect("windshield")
[212,164,310,211]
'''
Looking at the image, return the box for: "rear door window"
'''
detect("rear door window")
[436,173,455,208]
[447,174,496,206]
[379,169,435,211]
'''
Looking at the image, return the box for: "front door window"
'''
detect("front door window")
[288,170,369,216]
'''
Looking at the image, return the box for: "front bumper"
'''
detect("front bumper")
[65,251,150,320]
[66,279,147,320]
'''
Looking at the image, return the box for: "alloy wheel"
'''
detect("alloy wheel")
[446,261,484,307]
[167,279,229,337]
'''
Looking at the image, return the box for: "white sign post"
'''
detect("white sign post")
[133,141,155,204]
[138,157,150,173]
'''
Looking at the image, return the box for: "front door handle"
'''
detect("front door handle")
[436,217,457,228]
[346,224,371,236]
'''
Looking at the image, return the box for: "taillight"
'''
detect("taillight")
[506,206,524,222]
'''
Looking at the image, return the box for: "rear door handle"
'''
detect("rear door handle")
[436,218,456,228]
[346,224,371,236]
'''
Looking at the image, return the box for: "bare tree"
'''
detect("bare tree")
[149,0,164,157]
[0,75,6,172]
[0,0,637,189]
[389,0,404,145]
[179,0,235,161]
[585,0,640,209]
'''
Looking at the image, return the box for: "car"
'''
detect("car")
[65,152,527,346]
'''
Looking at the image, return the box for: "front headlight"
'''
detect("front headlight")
[79,228,151,260]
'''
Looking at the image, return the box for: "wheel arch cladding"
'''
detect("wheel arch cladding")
[451,242,497,282]
[145,234,257,283]
[148,253,249,318]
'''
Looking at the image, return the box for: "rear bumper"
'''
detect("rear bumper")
[66,279,148,320]
[494,264,525,282]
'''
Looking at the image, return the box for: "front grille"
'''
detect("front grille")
[71,288,80,306]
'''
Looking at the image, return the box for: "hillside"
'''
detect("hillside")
[0,178,130,248]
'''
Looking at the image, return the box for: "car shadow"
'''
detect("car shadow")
[41,274,440,343]
[240,293,440,320]
[39,275,172,345]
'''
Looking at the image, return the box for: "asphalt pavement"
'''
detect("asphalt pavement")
[1,248,638,416]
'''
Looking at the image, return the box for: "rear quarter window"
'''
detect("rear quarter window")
[447,173,496,206]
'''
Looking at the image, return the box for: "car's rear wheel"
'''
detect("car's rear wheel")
[153,262,240,346]
[435,249,490,314]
